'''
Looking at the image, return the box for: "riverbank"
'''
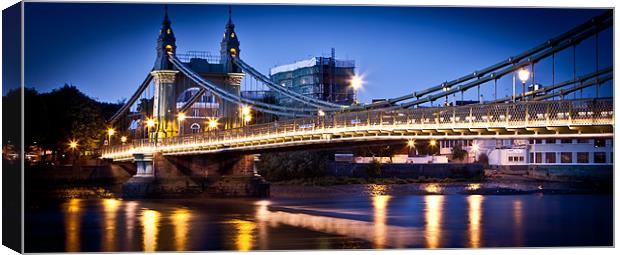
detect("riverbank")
[270,173,611,199]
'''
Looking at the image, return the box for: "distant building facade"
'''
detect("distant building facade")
[269,49,355,106]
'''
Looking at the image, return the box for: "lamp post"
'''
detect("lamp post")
[518,68,530,101]
[177,112,186,136]
[241,106,251,126]
[145,118,156,141]
[120,136,128,145]
[208,117,219,131]
[107,128,115,146]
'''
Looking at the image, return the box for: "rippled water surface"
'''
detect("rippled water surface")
[25,190,612,252]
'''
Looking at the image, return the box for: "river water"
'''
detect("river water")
[25,185,612,252]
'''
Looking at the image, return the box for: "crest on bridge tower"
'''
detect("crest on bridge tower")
[154,5,177,70]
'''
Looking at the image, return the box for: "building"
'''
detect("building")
[437,138,613,168]
[270,49,356,106]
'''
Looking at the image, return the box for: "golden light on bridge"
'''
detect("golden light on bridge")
[407,139,415,148]
[241,105,251,116]
[107,128,116,136]
[177,112,186,121]
[208,117,220,130]
[429,139,437,147]
[145,118,157,128]
[518,68,530,83]
[350,74,364,90]
[317,109,325,117]
[120,136,128,143]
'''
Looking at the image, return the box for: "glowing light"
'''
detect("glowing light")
[407,139,415,148]
[107,128,116,136]
[208,118,220,129]
[350,75,364,90]
[177,112,186,122]
[518,68,530,83]
[141,209,161,252]
[429,139,437,147]
[120,136,128,143]
[241,106,251,116]
[466,183,481,191]
[244,114,252,123]
[468,195,484,248]
[424,183,442,194]
[68,140,79,150]
[471,142,480,153]
[318,109,325,117]
[146,118,156,128]
[424,195,444,249]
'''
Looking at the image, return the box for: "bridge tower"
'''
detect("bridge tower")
[151,5,179,140]
[219,7,245,129]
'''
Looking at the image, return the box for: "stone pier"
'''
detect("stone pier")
[120,152,269,198]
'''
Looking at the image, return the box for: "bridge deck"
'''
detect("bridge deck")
[102,99,613,161]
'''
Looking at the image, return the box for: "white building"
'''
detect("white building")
[439,138,613,167]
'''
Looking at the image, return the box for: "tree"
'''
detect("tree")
[452,143,468,161]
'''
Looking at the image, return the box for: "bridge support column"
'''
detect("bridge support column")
[151,70,179,141]
[134,153,154,177]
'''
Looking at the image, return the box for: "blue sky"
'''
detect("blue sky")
[19,3,612,103]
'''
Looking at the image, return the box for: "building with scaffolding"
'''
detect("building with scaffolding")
[269,49,356,106]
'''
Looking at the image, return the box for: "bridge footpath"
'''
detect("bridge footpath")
[103,98,613,161]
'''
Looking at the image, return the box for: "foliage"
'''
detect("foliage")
[476,153,489,166]
[451,143,468,160]
[3,84,122,158]
[365,159,382,178]
[256,150,331,181]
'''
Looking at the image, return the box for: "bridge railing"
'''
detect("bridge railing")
[101,99,613,158]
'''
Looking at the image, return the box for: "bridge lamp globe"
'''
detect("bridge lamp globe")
[429,139,437,147]
[350,75,363,90]
[471,142,480,153]
[146,118,156,128]
[241,106,251,116]
[208,118,219,129]
[244,114,252,123]
[120,136,128,143]
[107,128,116,136]
[518,69,530,84]
[407,139,415,148]
[177,112,186,122]
[68,140,78,150]
[318,109,326,117]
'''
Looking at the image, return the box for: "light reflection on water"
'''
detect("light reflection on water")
[467,195,484,248]
[424,195,444,248]
[41,193,612,252]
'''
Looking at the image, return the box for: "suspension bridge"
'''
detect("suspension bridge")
[100,7,613,196]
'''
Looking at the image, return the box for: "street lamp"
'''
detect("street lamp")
[241,106,252,126]
[208,117,219,130]
[120,136,128,144]
[518,68,530,100]
[177,112,186,136]
[107,128,115,146]
[407,139,415,156]
[69,140,78,150]
[429,139,437,156]
[145,117,156,139]
[350,75,363,104]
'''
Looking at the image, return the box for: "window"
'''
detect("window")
[519,156,524,162]
[529,153,534,163]
[594,152,606,163]
[545,139,556,144]
[535,153,542,163]
[545,152,556,163]
[508,156,513,162]
[190,123,200,134]
[561,152,572,163]
[577,139,590,144]
[577,152,589,163]
[529,139,535,145]
[594,139,606,148]
[535,139,543,144]
[193,109,200,117]
[561,139,573,144]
